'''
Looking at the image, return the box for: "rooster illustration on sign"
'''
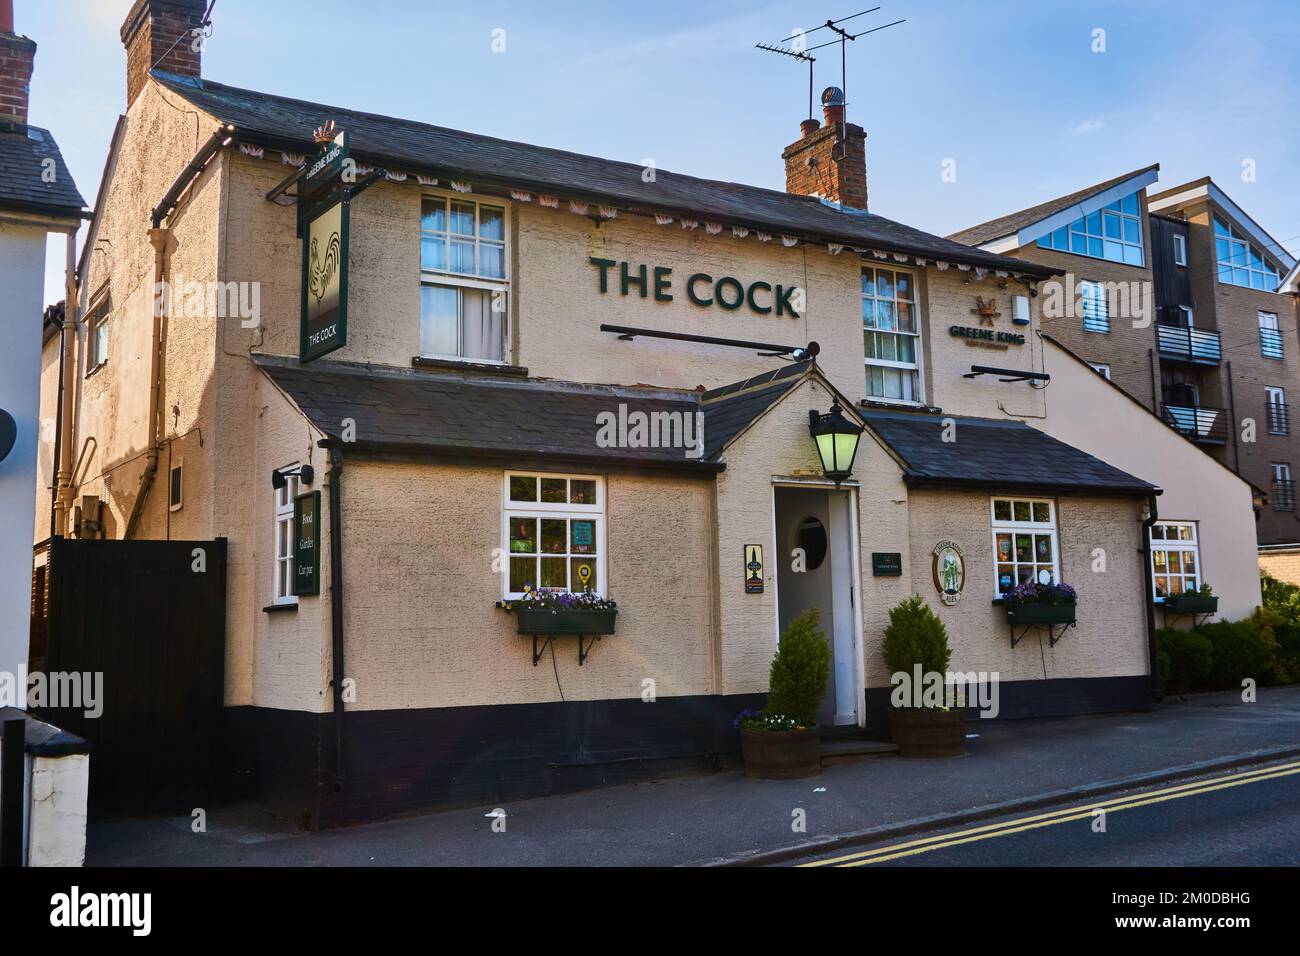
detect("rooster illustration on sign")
[308,229,342,310]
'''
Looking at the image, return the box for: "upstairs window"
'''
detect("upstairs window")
[1172,233,1188,266]
[87,298,110,371]
[1079,280,1110,333]
[420,194,509,363]
[273,468,301,605]
[1260,311,1283,359]
[862,266,922,403]
[1088,362,1112,380]
[1037,192,1144,266]
[1215,216,1281,290]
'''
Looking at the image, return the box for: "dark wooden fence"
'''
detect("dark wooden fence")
[40,537,227,818]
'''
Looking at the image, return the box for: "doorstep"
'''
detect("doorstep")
[819,725,899,766]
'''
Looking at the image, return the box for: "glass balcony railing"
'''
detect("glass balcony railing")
[1268,404,1292,436]
[1261,328,1285,360]
[1157,323,1222,365]
[1162,404,1229,444]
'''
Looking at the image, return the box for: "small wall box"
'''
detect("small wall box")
[1012,295,1031,326]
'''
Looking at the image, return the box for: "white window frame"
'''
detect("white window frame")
[1037,193,1145,266]
[502,472,606,600]
[273,468,302,606]
[1266,386,1288,435]
[1215,215,1281,290]
[1260,311,1283,359]
[1088,362,1112,380]
[1079,280,1110,333]
[990,497,1060,598]
[419,189,511,365]
[862,264,925,405]
[1178,305,1195,328]
[1150,521,1201,602]
[1172,233,1187,267]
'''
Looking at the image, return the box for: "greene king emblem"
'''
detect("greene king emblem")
[931,539,965,606]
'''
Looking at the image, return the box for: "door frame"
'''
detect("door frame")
[770,478,866,728]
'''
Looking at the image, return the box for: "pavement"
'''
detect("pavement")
[87,685,1300,867]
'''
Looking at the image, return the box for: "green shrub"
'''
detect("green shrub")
[1199,618,1275,688]
[1261,572,1300,627]
[882,595,952,677]
[765,607,831,727]
[1156,626,1213,694]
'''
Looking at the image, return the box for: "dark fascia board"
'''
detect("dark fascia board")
[217,127,1059,280]
[320,439,724,478]
[903,474,1155,499]
[0,198,88,224]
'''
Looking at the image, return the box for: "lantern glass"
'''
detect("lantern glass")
[808,400,864,483]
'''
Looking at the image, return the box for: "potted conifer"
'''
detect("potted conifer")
[883,595,965,757]
[737,607,830,780]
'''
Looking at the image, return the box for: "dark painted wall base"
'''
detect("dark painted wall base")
[225,694,766,829]
[861,674,1153,736]
[225,675,1151,828]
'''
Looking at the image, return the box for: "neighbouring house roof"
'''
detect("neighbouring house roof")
[0,121,86,220]
[858,408,1159,497]
[948,164,1160,252]
[1148,177,1297,274]
[151,71,1058,279]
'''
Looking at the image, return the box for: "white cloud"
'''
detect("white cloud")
[1067,117,1106,136]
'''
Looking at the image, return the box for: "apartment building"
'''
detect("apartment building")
[954,171,1300,547]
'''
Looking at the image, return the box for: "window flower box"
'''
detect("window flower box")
[1003,581,1078,643]
[1005,602,1077,626]
[1163,594,1218,616]
[498,590,618,665]
[512,607,618,635]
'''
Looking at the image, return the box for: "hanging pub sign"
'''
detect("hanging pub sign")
[744,544,765,594]
[300,128,351,363]
[293,490,322,596]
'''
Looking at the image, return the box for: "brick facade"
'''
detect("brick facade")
[782,119,868,210]
[120,0,206,108]
[0,31,35,124]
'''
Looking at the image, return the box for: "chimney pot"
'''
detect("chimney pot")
[799,118,821,140]
[0,0,14,35]
[0,1,35,126]
[782,88,867,210]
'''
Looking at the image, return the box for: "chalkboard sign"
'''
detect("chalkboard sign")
[293,491,322,597]
[872,552,903,577]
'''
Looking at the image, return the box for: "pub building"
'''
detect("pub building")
[36,0,1262,825]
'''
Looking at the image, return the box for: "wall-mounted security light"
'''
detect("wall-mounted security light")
[272,464,315,490]
[808,399,864,486]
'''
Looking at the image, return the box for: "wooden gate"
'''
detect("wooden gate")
[40,537,227,818]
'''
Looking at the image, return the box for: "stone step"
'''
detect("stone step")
[819,739,899,766]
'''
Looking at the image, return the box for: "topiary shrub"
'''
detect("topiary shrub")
[764,607,831,728]
[1199,618,1275,688]
[1156,626,1213,694]
[882,595,952,679]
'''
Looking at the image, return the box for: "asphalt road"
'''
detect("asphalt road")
[793,760,1300,867]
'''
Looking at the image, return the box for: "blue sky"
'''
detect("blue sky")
[26,0,1300,304]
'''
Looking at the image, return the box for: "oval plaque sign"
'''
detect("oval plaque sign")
[931,539,965,606]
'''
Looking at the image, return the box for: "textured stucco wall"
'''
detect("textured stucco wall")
[904,489,1149,684]
[1040,336,1262,619]
[332,461,715,710]
[26,753,89,867]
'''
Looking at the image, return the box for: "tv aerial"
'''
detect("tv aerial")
[755,8,906,123]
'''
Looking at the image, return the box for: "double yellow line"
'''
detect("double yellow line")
[800,758,1300,867]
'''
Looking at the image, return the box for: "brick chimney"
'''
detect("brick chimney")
[121,0,208,109]
[0,0,36,125]
[782,86,868,210]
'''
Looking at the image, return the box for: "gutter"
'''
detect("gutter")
[151,124,236,229]
[321,439,347,789]
[1141,491,1163,700]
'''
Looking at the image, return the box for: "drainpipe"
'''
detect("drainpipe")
[53,233,78,536]
[122,227,170,540]
[1225,361,1240,474]
[323,440,347,788]
[1140,491,1162,701]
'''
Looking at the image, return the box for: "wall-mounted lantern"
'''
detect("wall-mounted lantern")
[0,409,15,464]
[272,463,315,489]
[808,399,863,486]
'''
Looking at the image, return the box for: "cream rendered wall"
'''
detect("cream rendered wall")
[33,333,60,543]
[905,490,1149,684]
[335,461,714,710]
[68,80,224,542]
[713,376,912,696]
[1040,336,1261,619]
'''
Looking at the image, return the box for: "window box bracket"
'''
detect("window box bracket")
[1005,603,1077,648]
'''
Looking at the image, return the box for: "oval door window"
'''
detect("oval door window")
[795,516,828,570]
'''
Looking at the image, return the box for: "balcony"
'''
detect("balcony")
[1274,479,1296,513]
[1268,404,1292,436]
[1157,323,1222,365]
[1261,328,1285,360]
[1162,404,1229,445]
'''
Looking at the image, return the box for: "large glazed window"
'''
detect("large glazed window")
[1215,216,1281,291]
[420,194,509,363]
[862,266,922,403]
[1037,192,1144,266]
[503,473,604,599]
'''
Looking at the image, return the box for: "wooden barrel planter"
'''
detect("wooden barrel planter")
[740,727,821,779]
[888,708,966,758]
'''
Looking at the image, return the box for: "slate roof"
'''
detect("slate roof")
[859,408,1158,497]
[152,71,1057,278]
[0,122,86,218]
[948,164,1159,248]
[701,362,812,459]
[255,356,719,472]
